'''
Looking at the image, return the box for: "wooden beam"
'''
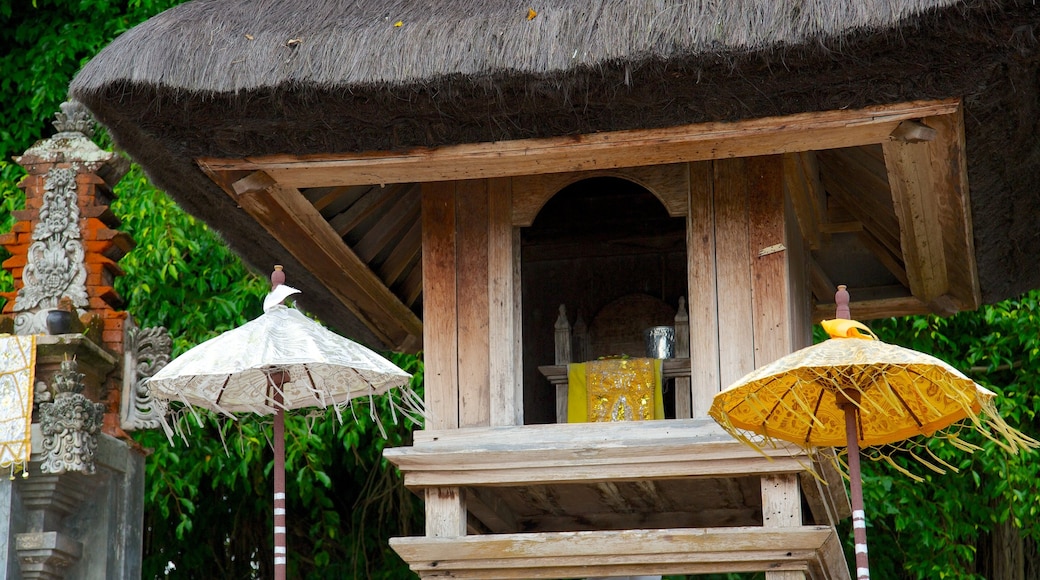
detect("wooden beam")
[687,162,720,418]
[327,183,399,236]
[390,526,840,579]
[386,419,808,487]
[762,473,806,580]
[748,156,790,368]
[456,180,491,428]
[782,151,824,251]
[352,184,419,263]
[812,294,928,323]
[714,158,756,388]
[487,177,521,426]
[228,171,422,350]
[199,100,960,188]
[883,123,951,304]
[919,110,980,311]
[425,487,467,538]
[421,182,460,429]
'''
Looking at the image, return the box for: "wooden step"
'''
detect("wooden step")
[390,526,850,579]
[385,418,808,487]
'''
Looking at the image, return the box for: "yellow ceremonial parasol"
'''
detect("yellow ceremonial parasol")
[709,313,1037,580]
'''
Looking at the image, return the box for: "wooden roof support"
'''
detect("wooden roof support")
[783,151,824,251]
[882,110,979,312]
[198,99,960,189]
[228,171,423,350]
[883,126,950,305]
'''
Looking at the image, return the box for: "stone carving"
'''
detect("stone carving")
[38,358,105,475]
[121,318,172,430]
[52,100,95,138]
[13,166,88,335]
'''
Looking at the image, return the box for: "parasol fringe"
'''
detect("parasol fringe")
[907,448,948,475]
[970,396,1040,454]
[878,452,926,483]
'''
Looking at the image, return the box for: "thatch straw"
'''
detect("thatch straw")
[67,0,1040,347]
[73,0,960,93]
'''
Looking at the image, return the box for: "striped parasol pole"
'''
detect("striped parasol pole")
[835,285,870,580]
[267,369,289,580]
[270,265,289,580]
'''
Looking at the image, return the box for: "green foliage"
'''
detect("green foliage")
[857,297,1040,579]
[0,2,425,578]
[2,1,1038,578]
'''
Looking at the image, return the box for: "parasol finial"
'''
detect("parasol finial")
[835,285,850,319]
[271,265,285,289]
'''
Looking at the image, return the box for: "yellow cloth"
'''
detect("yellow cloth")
[0,335,35,473]
[567,358,664,422]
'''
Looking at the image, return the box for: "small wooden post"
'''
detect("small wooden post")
[554,305,572,423]
[673,297,692,418]
[761,473,805,580]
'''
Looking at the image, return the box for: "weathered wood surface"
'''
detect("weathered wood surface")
[714,158,756,388]
[748,155,791,369]
[687,161,721,417]
[385,419,809,487]
[390,526,849,579]
[763,473,808,580]
[200,99,959,188]
[486,177,521,426]
[229,171,422,350]
[421,182,460,430]
[456,180,491,427]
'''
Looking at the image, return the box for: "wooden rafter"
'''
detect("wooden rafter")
[782,151,824,250]
[228,171,423,351]
[198,99,960,189]
[883,111,979,311]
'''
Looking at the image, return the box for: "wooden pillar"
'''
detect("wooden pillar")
[487,177,521,426]
[688,156,800,416]
[761,473,806,580]
[687,162,720,418]
[748,155,794,367]
[456,180,491,428]
[420,182,466,537]
[421,182,460,430]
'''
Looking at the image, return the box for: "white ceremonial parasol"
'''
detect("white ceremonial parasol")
[148,266,422,580]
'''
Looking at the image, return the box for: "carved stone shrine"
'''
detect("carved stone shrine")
[0,101,170,579]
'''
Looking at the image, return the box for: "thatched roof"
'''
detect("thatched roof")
[71,0,1040,348]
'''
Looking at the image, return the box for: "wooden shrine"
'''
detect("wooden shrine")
[68,1,1039,577]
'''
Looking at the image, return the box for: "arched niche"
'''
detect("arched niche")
[511,164,690,227]
[519,176,688,424]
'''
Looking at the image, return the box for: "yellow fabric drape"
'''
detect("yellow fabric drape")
[0,335,36,475]
[567,357,663,423]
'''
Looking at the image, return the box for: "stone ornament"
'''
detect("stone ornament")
[121,318,172,430]
[38,358,105,475]
[13,166,89,335]
[51,100,95,138]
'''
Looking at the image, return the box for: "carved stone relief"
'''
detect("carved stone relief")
[121,318,172,430]
[38,358,105,475]
[13,166,89,335]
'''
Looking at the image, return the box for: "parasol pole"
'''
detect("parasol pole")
[840,392,870,580]
[835,284,870,580]
[270,266,289,580]
[271,370,288,580]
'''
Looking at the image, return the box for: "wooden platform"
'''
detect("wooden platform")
[385,419,852,578]
[391,526,849,579]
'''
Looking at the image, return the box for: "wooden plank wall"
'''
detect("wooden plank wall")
[688,156,803,417]
[421,179,519,429]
